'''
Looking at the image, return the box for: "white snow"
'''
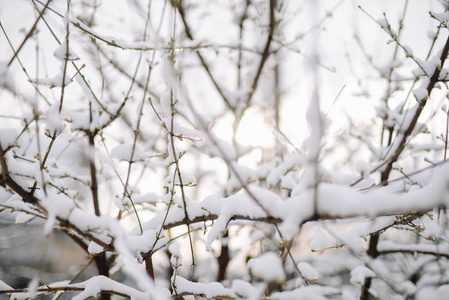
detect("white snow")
[53,40,79,62]
[161,57,179,89]
[376,19,388,29]
[160,91,173,118]
[298,262,318,283]
[247,252,286,283]
[87,241,104,255]
[250,230,265,242]
[169,242,183,267]
[354,160,371,178]
[173,276,234,298]
[350,265,376,285]
[164,171,197,187]
[281,175,297,190]
[231,279,264,299]
[378,240,449,256]
[0,128,17,149]
[44,103,65,133]
[71,276,153,300]
[270,285,340,300]
[0,62,16,93]
[205,137,237,161]
[127,229,169,256]
[413,88,428,102]
[14,212,35,225]
[0,279,12,291]
[132,192,160,204]
[41,193,76,220]
[305,89,324,157]
[31,61,73,88]
[433,12,449,21]
[28,277,39,299]
[224,163,256,194]
[310,217,395,252]
[415,56,439,77]
[416,284,449,300]
[111,144,154,162]
[266,153,304,187]
[205,193,267,250]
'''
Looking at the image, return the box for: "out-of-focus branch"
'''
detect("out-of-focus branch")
[243,0,277,109]
[236,0,251,90]
[172,0,234,110]
[88,132,100,216]
[378,249,449,258]
[7,0,52,66]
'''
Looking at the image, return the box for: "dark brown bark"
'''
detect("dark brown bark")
[95,252,111,300]
[360,233,380,300]
[143,252,155,280]
[217,231,230,282]
[88,132,101,216]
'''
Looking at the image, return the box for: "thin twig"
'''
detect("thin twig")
[243,0,277,110]
[7,0,52,66]
[172,0,234,110]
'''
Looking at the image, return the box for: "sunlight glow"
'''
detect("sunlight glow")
[236,108,275,148]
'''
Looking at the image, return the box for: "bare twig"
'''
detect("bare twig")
[243,0,277,110]
[172,0,234,110]
[7,0,52,66]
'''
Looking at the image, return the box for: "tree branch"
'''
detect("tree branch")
[88,132,101,216]
[7,0,52,66]
[243,0,277,109]
[381,34,449,181]
[173,0,234,110]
